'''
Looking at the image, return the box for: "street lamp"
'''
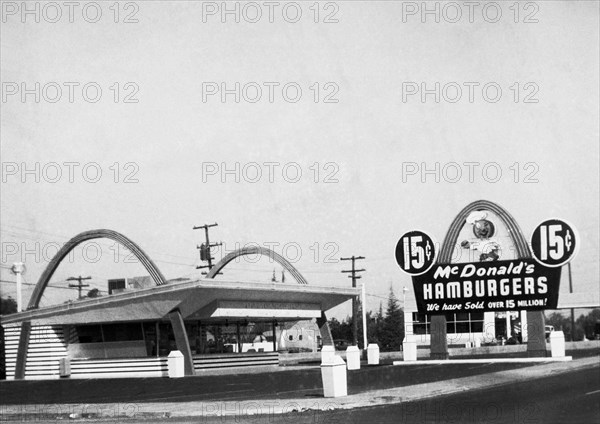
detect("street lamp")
[10,262,26,312]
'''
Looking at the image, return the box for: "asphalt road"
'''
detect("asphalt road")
[314,365,600,424]
[134,365,600,424]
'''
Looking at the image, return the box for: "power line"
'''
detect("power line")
[0,279,76,291]
[366,293,390,301]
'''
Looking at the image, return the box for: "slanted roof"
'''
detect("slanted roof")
[0,279,359,326]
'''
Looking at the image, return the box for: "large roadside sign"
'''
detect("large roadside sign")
[410,259,562,313]
[396,211,578,314]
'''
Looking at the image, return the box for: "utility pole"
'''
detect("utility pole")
[67,275,91,300]
[193,223,223,275]
[341,256,365,347]
[568,262,575,341]
[361,281,367,350]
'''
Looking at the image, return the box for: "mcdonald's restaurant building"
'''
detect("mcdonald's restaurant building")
[1,230,358,380]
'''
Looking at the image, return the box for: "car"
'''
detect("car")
[545,325,555,339]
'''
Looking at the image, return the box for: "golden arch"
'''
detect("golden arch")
[27,229,167,310]
[438,199,532,263]
[206,246,308,285]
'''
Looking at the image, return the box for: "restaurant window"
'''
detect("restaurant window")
[412,312,485,335]
[76,325,103,343]
[445,312,456,333]
[241,322,270,347]
[143,322,158,356]
[455,321,470,333]
[200,323,239,354]
[454,312,469,333]
[102,323,144,342]
[471,320,484,332]
[158,322,176,356]
[412,313,429,334]
[469,312,485,333]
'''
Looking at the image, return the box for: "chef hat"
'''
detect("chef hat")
[466,211,488,225]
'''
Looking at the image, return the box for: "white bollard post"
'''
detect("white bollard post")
[549,331,566,357]
[321,345,336,364]
[474,338,481,348]
[59,357,71,378]
[167,350,185,378]
[367,343,380,365]
[403,335,417,361]
[346,345,361,370]
[321,355,347,397]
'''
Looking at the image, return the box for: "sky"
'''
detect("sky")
[1,0,598,319]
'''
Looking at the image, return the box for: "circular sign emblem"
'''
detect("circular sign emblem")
[531,219,579,267]
[395,230,437,276]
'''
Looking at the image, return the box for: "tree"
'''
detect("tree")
[87,288,101,298]
[355,298,380,349]
[577,308,600,340]
[546,312,571,336]
[0,296,18,315]
[329,317,352,342]
[328,287,406,351]
[545,310,595,341]
[377,301,384,323]
[379,286,404,352]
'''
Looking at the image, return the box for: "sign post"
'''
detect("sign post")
[362,281,367,351]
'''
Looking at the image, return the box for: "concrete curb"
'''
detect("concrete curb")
[392,356,573,365]
[278,341,600,365]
